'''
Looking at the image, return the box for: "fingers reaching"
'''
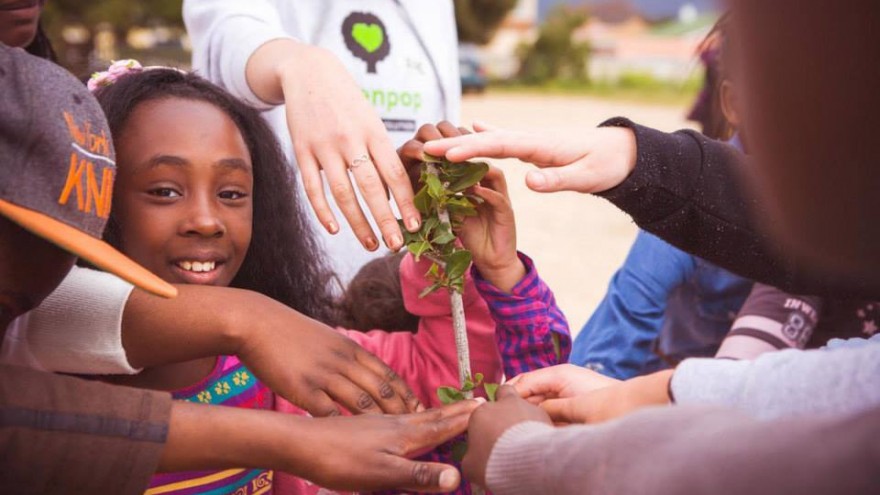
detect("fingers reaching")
[472,121,497,133]
[315,147,379,250]
[508,368,565,400]
[368,136,422,234]
[354,348,422,413]
[385,459,461,493]
[298,389,343,418]
[524,164,603,194]
[539,397,586,424]
[296,151,339,234]
[347,151,405,250]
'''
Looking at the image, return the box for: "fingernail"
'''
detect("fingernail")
[365,237,379,251]
[474,397,487,404]
[528,171,546,188]
[416,402,426,413]
[439,469,458,490]
[389,233,403,250]
[406,216,420,232]
[327,221,339,234]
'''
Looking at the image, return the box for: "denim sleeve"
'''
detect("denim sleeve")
[570,230,694,379]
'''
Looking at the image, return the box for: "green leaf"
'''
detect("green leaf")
[422,152,445,163]
[413,187,432,214]
[552,332,562,362]
[444,250,472,282]
[447,161,489,192]
[432,224,456,245]
[451,441,469,462]
[399,219,421,245]
[448,203,478,218]
[425,173,444,199]
[421,217,440,237]
[418,282,442,298]
[446,196,473,207]
[461,376,475,392]
[483,383,499,402]
[407,240,431,260]
[474,373,484,385]
[427,262,440,278]
[437,386,465,405]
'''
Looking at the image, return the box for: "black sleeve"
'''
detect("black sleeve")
[595,118,880,299]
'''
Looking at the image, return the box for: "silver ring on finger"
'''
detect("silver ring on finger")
[350,153,371,170]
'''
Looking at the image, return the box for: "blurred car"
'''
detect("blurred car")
[459,53,487,94]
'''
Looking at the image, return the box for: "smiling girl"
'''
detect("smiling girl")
[91,66,569,495]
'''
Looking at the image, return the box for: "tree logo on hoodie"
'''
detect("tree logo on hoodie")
[342,12,390,73]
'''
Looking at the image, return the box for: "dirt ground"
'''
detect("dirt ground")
[460,92,695,336]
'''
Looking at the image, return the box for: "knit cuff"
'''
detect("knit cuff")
[596,117,704,226]
[670,357,751,408]
[485,421,556,495]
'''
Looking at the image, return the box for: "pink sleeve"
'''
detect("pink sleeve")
[339,254,502,407]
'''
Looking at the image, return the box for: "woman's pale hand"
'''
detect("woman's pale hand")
[248,39,421,251]
[423,123,637,195]
[534,369,674,424]
[508,364,620,405]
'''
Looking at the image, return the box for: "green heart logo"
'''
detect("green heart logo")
[352,23,384,54]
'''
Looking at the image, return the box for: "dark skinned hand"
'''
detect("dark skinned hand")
[123,286,422,417]
[462,385,552,488]
[398,121,471,189]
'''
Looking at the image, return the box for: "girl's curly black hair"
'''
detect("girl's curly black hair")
[94,68,341,325]
[24,22,56,62]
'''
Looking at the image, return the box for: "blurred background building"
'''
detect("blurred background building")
[44,0,718,93]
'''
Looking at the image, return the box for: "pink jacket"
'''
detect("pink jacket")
[274,254,501,495]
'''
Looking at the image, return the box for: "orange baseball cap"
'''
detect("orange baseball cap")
[0,45,176,299]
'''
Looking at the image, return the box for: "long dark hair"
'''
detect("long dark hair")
[688,12,732,140]
[24,22,57,62]
[94,69,340,325]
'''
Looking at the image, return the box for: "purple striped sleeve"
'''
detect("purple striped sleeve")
[473,252,572,378]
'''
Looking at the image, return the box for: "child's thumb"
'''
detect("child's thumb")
[540,397,586,424]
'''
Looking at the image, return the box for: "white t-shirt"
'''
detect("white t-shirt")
[184,0,462,281]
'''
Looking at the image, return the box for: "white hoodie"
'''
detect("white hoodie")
[184,1,462,280]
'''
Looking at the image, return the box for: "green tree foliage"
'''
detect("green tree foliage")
[42,0,183,32]
[517,6,590,84]
[454,0,518,45]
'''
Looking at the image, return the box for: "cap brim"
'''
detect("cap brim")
[0,199,177,299]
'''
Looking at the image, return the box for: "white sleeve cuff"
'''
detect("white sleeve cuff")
[2,266,140,374]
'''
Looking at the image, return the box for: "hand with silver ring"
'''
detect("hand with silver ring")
[350,154,370,170]
[245,39,422,252]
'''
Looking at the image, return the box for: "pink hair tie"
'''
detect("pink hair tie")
[87,59,143,92]
[87,60,187,92]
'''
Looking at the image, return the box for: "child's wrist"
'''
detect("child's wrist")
[477,258,526,294]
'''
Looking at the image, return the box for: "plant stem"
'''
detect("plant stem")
[426,163,473,399]
[449,288,472,399]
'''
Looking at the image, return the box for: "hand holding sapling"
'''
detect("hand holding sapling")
[399,123,527,294]
[397,122,505,402]
[457,166,525,293]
